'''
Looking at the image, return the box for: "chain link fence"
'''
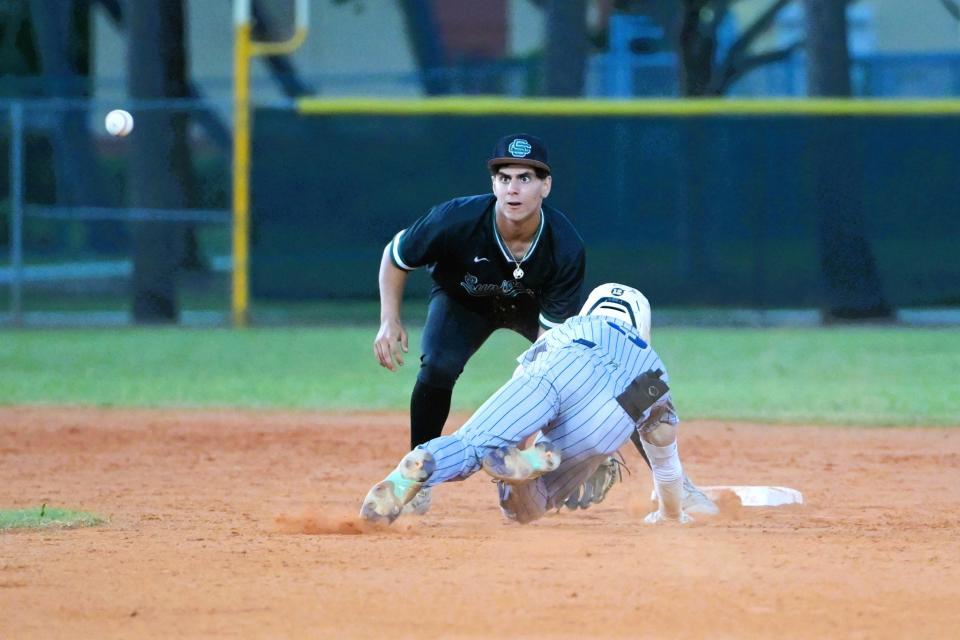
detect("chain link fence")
[1,98,232,326]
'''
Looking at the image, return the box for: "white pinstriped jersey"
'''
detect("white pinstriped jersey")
[421,314,676,513]
[517,314,670,389]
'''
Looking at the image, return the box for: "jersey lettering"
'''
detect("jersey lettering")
[460,273,535,298]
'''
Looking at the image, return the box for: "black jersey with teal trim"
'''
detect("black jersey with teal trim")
[389,195,585,330]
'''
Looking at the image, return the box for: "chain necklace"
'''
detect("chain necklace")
[496,208,543,280]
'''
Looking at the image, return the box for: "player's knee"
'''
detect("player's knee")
[418,354,466,389]
[497,482,546,524]
[501,507,541,524]
[641,421,678,448]
[499,497,545,524]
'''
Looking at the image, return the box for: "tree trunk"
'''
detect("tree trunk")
[28,0,124,252]
[543,0,588,96]
[677,0,715,97]
[805,0,851,96]
[673,1,714,295]
[804,0,892,320]
[127,1,195,323]
[398,0,450,95]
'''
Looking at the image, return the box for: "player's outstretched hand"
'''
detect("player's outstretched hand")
[374,318,409,371]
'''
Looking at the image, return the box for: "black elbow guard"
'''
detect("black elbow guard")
[616,369,669,423]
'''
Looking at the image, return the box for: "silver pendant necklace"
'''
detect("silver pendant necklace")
[497,208,541,280]
[510,247,528,279]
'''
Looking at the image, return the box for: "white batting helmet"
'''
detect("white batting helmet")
[579,283,652,343]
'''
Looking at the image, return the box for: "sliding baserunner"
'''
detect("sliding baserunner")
[361,283,707,525]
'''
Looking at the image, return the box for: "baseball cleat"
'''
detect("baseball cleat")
[401,486,432,516]
[682,475,719,515]
[650,474,720,515]
[360,449,435,524]
[482,442,561,484]
[643,509,693,525]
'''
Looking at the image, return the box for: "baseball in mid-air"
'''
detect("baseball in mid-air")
[105,109,134,137]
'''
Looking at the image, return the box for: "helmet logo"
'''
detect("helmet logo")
[508,139,532,157]
[611,287,625,296]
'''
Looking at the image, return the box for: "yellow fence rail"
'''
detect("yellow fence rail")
[297,97,960,117]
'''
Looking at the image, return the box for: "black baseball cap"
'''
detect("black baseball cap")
[487,133,551,174]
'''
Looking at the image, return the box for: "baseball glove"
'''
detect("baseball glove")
[563,453,629,511]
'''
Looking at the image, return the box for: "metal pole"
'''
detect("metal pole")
[232,0,252,327]
[10,101,24,325]
[231,0,309,327]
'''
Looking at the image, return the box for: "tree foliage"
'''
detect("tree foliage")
[676,0,801,96]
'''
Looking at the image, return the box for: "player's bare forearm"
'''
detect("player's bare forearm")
[378,244,408,322]
[374,245,410,371]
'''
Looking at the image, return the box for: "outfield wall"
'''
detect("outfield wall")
[250,99,960,307]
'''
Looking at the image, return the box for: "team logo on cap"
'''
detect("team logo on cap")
[508,138,532,158]
[611,287,625,296]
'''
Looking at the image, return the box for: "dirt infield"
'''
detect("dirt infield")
[1,407,958,639]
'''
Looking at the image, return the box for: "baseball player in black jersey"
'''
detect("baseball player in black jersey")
[374,133,586,460]
[373,134,717,517]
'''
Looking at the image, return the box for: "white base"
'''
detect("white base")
[701,485,804,507]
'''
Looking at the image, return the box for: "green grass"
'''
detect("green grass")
[0,326,957,426]
[658,327,960,425]
[0,505,104,531]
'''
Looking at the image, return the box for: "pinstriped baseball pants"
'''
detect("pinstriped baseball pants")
[420,342,638,522]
